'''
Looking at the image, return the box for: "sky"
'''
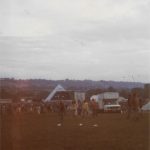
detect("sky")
[0,0,150,82]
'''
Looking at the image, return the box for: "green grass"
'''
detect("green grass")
[2,112,150,150]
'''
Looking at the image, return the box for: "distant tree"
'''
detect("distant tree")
[119,89,130,98]
[131,88,144,98]
[107,86,116,92]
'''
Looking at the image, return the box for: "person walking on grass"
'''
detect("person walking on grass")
[91,99,99,117]
[71,100,78,117]
[82,100,89,118]
[57,100,65,126]
[77,100,82,116]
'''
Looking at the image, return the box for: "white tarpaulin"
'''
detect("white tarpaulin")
[142,101,150,111]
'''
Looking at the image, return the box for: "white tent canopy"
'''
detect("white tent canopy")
[117,97,128,103]
[99,92,119,100]
[44,85,66,102]
[141,101,150,111]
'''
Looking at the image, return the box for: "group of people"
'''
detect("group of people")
[0,99,99,116]
[0,91,144,125]
[127,91,143,120]
[0,103,48,115]
[71,99,99,117]
[57,99,99,125]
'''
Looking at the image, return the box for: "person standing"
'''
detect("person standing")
[127,93,132,119]
[82,100,89,118]
[57,101,65,125]
[91,99,98,117]
[77,100,82,116]
[71,100,78,117]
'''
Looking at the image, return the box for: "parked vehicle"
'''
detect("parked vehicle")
[90,92,121,113]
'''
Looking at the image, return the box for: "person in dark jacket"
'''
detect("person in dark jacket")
[57,100,65,125]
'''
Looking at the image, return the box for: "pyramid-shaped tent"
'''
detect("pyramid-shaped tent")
[44,85,66,102]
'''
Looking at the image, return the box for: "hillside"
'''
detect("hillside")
[0,78,144,91]
[0,78,145,101]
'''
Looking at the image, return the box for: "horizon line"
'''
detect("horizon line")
[0,77,149,84]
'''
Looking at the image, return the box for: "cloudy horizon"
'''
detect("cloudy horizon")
[0,0,150,83]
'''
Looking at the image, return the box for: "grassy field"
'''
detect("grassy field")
[1,112,150,150]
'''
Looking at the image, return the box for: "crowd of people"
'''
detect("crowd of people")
[0,99,100,127]
[0,91,145,125]
[0,99,100,117]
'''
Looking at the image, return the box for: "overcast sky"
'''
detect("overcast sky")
[0,0,150,82]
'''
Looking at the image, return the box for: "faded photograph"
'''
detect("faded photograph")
[0,0,150,150]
